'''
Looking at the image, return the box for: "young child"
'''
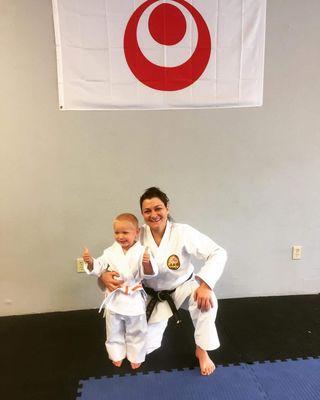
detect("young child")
[83,213,157,369]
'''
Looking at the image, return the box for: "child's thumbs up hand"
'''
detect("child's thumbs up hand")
[142,247,150,264]
[142,247,155,275]
[83,247,93,267]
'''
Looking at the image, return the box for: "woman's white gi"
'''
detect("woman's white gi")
[84,241,157,363]
[140,222,227,354]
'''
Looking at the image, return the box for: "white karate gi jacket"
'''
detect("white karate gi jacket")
[140,222,227,323]
[84,241,157,316]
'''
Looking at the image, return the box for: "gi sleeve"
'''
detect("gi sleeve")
[183,225,227,290]
[84,249,111,277]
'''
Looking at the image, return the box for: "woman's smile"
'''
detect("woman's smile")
[141,197,169,233]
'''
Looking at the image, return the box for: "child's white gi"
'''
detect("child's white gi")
[85,241,157,363]
[140,222,227,354]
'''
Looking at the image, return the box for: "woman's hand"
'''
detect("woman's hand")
[193,279,213,312]
[99,270,124,292]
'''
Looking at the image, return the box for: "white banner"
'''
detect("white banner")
[52,0,266,110]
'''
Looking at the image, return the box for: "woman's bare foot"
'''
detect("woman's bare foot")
[130,362,141,369]
[112,360,123,367]
[195,346,216,376]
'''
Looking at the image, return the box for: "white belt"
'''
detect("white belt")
[98,283,143,313]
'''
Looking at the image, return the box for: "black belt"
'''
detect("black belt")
[144,286,182,325]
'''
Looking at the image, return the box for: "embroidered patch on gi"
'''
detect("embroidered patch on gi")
[167,254,180,270]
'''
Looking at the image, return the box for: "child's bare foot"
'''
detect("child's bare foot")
[195,346,216,376]
[112,360,123,367]
[130,362,141,369]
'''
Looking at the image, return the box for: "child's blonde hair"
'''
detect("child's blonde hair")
[113,213,139,228]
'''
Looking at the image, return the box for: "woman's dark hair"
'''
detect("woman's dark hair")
[139,187,170,210]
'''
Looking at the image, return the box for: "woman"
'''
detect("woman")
[101,187,227,375]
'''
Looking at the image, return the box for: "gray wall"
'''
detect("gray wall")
[1,0,320,316]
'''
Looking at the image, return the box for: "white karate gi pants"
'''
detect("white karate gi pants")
[146,288,219,353]
[105,310,147,363]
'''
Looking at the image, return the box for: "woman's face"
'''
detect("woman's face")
[141,197,169,232]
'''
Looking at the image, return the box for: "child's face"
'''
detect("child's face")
[113,220,139,251]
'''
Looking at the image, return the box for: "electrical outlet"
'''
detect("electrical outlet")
[292,245,302,260]
[76,258,85,273]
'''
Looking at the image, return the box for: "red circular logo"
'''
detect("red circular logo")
[124,0,211,91]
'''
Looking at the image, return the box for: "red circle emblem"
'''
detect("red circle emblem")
[124,0,211,91]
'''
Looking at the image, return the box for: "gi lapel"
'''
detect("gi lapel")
[107,242,131,279]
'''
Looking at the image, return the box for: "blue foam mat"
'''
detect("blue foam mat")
[77,358,320,400]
